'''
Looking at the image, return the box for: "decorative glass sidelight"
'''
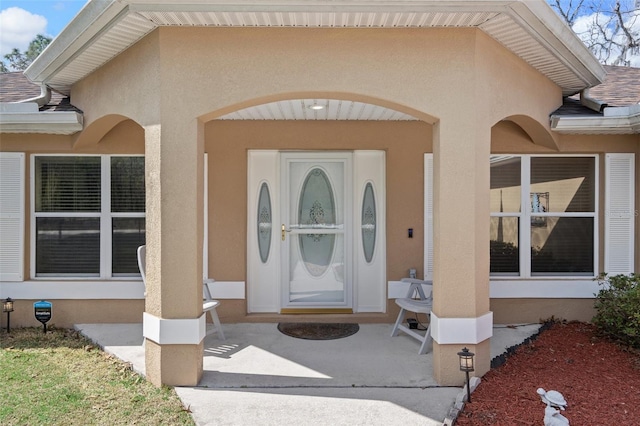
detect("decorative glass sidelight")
[257,182,272,263]
[298,168,336,277]
[361,182,377,263]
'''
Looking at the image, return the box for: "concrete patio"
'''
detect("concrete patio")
[75,322,541,425]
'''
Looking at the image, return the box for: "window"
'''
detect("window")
[33,155,145,278]
[490,155,597,277]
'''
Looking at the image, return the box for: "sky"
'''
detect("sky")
[0,0,88,56]
[0,0,638,66]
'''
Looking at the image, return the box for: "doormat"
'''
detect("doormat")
[277,322,359,340]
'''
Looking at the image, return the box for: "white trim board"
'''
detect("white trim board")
[143,312,205,345]
[6,279,598,300]
[490,279,600,298]
[430,312,493,345]
[388,280,600,299]
[0,281,245,300]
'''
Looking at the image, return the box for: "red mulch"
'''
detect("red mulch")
[456,322,640,426]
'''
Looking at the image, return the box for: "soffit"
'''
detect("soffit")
[25,0,605,97]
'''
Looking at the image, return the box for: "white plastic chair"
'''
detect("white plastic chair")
[137,245,225,340]
[390,278,433,354]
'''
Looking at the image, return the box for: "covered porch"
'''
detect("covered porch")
[6,0,610,391]
[75,322,541,425]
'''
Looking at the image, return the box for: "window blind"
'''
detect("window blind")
[111,157,145,213]
[35,156,101,212]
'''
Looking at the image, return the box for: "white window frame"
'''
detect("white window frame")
[490,154,599,279]
[31,154,145,279]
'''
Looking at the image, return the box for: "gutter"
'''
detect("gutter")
[580,89,607,113]
[550,104,640,134]
[16,83,51,108]
[0,102,83,135]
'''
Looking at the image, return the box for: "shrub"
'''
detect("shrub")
[592,273,640,349]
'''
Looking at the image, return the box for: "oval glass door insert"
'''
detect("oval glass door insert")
[361,182,376,263]
[298,168,336,276]
[257,182,272,263]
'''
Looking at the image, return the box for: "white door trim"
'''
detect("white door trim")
[247,150,386,313]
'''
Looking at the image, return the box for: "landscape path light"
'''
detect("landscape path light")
[458,347,475,403]
[3,297,14,333]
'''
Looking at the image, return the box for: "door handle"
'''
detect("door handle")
[281,224,291,241]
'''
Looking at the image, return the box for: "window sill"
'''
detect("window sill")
[0,281,144,300]
[0,280,246,300]
[490,279,600,298]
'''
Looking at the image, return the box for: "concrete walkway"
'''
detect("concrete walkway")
[75,322,541,426]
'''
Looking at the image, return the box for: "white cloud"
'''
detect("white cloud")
[0,7,48,56]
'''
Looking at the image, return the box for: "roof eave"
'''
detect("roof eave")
[24,0,606,95]
[24,0,129,84]
[0,111,84,135]
[551,106,640,135]
[508,1,605,88]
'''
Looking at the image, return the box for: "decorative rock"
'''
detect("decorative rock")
[537,388,569,426]
[469,376,481,393]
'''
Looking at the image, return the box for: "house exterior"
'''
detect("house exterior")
[0,0,638,386]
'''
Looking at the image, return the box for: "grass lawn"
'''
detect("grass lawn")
[0,327,194,425]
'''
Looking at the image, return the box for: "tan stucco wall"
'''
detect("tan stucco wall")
[0,300,144,329]
[72,31,161,128]
[72,27,560,131]
[206,120,430,283]
[491,299,597,324]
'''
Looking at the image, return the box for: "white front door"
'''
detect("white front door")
[281,153,352,310]
[247,150,386,314]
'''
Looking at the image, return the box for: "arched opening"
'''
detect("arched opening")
[200,94,436,318]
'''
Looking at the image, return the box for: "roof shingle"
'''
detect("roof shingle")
[589,65,640,107]
[556,65,640,117]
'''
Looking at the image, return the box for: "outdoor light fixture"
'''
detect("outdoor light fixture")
[3,297,14,333]
[458,347,475,403]
[308,103,325,111]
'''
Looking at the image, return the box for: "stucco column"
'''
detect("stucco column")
[143,120,205,386]
[431,118,492,386]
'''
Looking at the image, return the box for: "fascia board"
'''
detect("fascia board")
[128,0,512,13]
[0,112,83,135]
[24,0,129,84]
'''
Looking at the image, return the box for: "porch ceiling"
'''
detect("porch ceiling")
[217,99,419,120]
[25,0,605,98]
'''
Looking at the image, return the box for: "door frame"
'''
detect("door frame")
[246,150,386,314]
